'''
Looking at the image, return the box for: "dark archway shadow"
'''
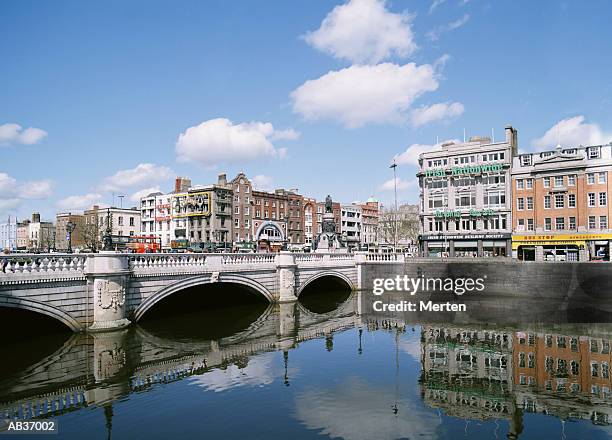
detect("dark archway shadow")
[0,307,72,378]
[299,276,352,314]
[137,282,270,341]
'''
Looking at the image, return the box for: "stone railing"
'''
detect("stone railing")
[365,253,405,263]
[221,253,276,265]
[129,253,207,271]
[0,253,90,275]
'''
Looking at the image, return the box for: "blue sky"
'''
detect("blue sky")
[1,0,611,221]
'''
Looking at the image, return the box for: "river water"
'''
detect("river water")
[1,288,612,439]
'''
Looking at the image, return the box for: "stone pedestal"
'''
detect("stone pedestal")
[276,251,297,302]
[85,252,131,332]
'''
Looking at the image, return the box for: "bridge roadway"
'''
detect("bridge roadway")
[0,294,362,421]
[0,251,402,332]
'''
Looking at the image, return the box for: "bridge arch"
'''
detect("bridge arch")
[0,295,83,332]
[297,270,355,297]
[133,274,274,322]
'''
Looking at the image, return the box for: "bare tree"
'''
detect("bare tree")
[81,219,101,251]
[378,205,420,245]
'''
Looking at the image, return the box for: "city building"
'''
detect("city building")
[18,213,55,251]
[172,174,233,250]
[417,126,518,257]
[360,197,379,248]
[303,197,318,249]
[340,204,362,250]
[511,143,612,261]
[251,189,290,252]
[0,216,17,251]
[55,212,86,251]
[84,205,140,249]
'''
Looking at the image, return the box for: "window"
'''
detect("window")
[543,177,550,188]
[571,360,580,375]
[554,176,564,187]
[234,218,239,227]
[517,198,525,210]
[568,175,576,186]
[555,194,564,209]
[589,216,596,229]
[569,217,576,229]
[118,216,124,226]
[516,179,524,189]
[599,172,607,184]
[600,216,608,229]
[545,218,552,231]
[557,358,567,374]
[527,197,534,210]
[527,218,534,231]
[592,362,599,377]
[570,338,578,351]
[517,218,525,231]
[557,336,566,348]
[234,206,239,214]
[129,217,134,227]
[244,206,250,215]
[521,155,532,166]
[455,194,476,207]
[588,173,595,184]
[588,146,601,159]
[591,339,599,353]
[544,195,551,209]
[519,352,525,368]
[604,363,610,379]
[600,192,607,206]
[545,356,553,372]
[528,353,535,368]
[588,193,596,207]
[568,194,576,208]
[556,217,565,230]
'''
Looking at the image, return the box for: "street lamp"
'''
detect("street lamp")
[389,160,398,251]
[66,221,76,254]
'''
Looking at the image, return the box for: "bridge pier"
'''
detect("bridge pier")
[276,251,298,303]
[85,252,132,332]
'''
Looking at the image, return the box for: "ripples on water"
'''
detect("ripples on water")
[1,288,612,439]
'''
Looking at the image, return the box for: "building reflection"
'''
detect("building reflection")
[420,324,612,430]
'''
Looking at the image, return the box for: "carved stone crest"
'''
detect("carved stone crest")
[96,279,126,311]
[281,270,295,290]
[210,271,220,283]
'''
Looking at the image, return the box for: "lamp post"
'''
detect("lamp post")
[389,161,398,251]
[66,221,76,254]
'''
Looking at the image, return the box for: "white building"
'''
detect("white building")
[418,126,517,257]
[0,216,17,251]
[340,204,362,250]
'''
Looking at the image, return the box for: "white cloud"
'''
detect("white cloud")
[532,116,612,150]
[101,163,173,192]
[410,101,464,126]
[251,175,274,191]
[130,187,161,202]
[427,14,470,41]
[57,193,103,211]
[18,180,53,199]
[394,140,457,166]
[429,0,446,14]
[379,177,416,191]
[0,173,53,215]
[291,63,440,128]
[304,0,416,64]
[269,128,301,141]
[175,118,296,166]
[0,198,21,212]
[0,123,47,145]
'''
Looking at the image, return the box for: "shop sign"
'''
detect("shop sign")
[425,163,503,178]
[420,233,511,241]
[434,208,495,218]
[513,233,612,243]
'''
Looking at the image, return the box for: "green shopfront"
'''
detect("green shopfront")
[420,233,512,258]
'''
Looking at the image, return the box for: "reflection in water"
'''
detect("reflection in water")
[1,290,612,439]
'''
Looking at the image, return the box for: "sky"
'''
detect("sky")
[1,0,612,221]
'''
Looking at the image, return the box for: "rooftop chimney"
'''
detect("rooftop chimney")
[218,173,227,186]
[175,176,192,192]
[505,125,518,156]
[32,212,41,223]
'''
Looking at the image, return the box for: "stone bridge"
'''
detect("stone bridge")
[0,251,403,332]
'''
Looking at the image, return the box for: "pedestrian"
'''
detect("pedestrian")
[1,248,9,273]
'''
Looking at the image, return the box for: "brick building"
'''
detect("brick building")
[55,212,86,251]
[511,143,612,261]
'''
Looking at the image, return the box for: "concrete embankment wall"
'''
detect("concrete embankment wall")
[362,260,612,300]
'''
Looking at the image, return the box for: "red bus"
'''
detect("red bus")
[126,235,162,253]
